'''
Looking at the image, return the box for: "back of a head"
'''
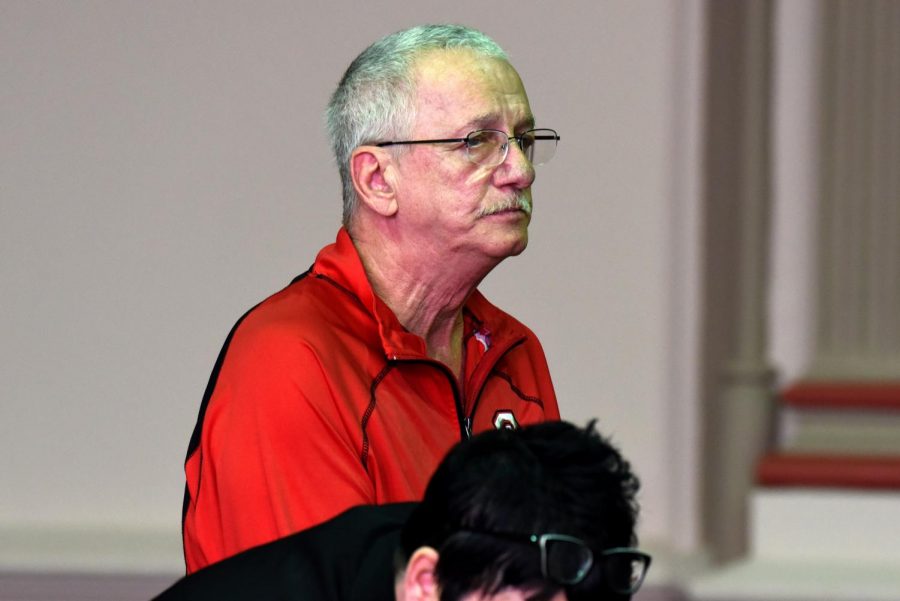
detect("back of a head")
[401,421,641,601]
[326,24,510,226]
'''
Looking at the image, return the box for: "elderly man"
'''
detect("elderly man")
[159,422,650,601]
[182,24,561,572]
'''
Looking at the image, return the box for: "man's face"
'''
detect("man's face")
[391,49,537,267]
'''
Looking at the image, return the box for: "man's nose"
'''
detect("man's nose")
[497,138,536,188]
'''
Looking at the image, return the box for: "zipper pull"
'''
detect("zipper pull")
[462,417,473,439]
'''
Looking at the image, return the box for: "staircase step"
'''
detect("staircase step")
[777,381,900,455]
[686,557,900,601]
[689,487,900,600]
[780,405,900,454]
[757,453,900,489]
[749,488,900,561]
[782,381,900,410]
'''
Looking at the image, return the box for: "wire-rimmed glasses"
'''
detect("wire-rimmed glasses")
[375,128,560,167]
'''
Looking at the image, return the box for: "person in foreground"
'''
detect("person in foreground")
[157,421,650,601]
[182,23,562,572]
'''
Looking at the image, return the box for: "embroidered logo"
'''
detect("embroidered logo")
[492,410,519,431]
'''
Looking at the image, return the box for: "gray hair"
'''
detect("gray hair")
[326,24,509,226]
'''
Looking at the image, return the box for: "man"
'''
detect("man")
[158,421,650,601]
[182,24,562,572]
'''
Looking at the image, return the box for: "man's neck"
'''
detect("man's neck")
[350,229,494,378]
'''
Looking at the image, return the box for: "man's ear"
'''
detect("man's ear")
[400,546,440,601]
[350,146,398,218]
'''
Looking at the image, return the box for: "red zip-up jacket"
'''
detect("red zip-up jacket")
[182,229,559,572]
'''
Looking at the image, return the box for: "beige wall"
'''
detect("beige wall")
[0,0,705,571]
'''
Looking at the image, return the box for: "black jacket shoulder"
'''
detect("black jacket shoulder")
[156,503,416,601]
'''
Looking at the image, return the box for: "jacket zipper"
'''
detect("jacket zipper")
[393,336,526,441]
[391,357,469,440]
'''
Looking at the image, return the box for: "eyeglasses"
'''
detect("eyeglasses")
[460,530,651,595]
[375,128,560,167]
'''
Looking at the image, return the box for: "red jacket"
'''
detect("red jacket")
[182,229,559,572]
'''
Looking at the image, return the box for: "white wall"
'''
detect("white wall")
[769,0,821,388]
[0,1,704,572]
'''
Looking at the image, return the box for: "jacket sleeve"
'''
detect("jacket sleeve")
[184,320,374,571]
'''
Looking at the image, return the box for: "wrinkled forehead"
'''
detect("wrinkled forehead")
[409,48,533,132]
[412,46,515,74]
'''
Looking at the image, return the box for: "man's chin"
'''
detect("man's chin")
[508,234,528,257]
[489,231,528,260]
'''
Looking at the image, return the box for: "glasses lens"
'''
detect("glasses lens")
[544,537,593,585]
[466,130,507,166]
[602,551,649,594]
[523,129,558,166]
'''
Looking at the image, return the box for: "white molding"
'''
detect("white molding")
[0,523,183,574]
[663,0,706,554]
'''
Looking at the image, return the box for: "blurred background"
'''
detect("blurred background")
[2,1,899,599]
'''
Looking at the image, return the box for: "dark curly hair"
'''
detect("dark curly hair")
[400,420,641,601]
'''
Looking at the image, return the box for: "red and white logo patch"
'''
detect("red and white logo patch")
[492,410,519,431]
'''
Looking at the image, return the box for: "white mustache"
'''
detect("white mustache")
[478,194,532,218]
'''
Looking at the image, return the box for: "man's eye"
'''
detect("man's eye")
[467,134,490,148]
